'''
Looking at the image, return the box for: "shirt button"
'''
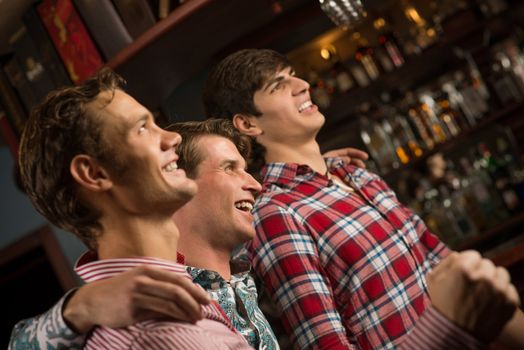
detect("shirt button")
[297,165,309,175]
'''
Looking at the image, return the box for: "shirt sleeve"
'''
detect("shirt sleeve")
[249,201,355,350]
[8,290,85,350]
[399,307,487,350]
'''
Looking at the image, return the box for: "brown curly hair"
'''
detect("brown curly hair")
[19,68,126,249]
[166,119,253,179]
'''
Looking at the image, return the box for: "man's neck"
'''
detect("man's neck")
[177,235,233,280]
[264,139,328,175]
[96,216,180,262]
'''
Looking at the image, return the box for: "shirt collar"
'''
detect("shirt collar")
[260,157,347,187]
[261,157,371,190]
[75,251,190,283]
[260,162,314,187]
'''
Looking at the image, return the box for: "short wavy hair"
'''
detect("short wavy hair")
[166,119,252,178]
[19,68,125,249]
[203,49,290,119]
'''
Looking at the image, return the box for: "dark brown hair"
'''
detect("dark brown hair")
[202,48,291,119]
[166,119,252,178]
[19,68,126,249]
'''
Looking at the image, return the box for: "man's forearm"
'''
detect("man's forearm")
[8,290,85,350]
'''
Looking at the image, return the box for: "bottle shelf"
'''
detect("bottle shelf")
[381,100,524,178]
[319,3,523,131]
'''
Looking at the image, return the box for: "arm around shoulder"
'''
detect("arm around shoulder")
[9,289,85,350]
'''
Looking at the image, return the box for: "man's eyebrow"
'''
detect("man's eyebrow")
[132,114,151,127]
[220,158,246,169]
[262,67,295,91]
[262,75,285,92]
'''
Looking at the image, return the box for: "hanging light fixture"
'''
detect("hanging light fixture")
[319,0,367,28]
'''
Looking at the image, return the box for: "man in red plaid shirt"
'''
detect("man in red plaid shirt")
[203,48,524,349]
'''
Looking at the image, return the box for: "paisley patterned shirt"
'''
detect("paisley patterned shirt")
[188,264,279,350]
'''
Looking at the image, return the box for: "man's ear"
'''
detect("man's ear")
[232,114,262,137]
[70,155,112,192]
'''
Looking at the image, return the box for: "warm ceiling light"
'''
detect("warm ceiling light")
[320,45,337,60]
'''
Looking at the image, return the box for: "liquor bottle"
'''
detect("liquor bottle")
[382,117,410,165]
[331,59,355,93]
[478,142,522,213]
[421,182,463,246]
[395,113,424,159]
[374,45,395,73]
[354,37,381,81]
[378,93,423,162]
[418,94,448,143]
[373,16,405,69]
[401,1,438,53]
[423,92,460,140]
[442,76,478,127]
[434,89,471,133]
[358,106,399,172]
[347,59,370,87]
[459,156,509,228]
[403,94,435,150]
[495,135,524,210]
[453,71,489,122]
[487,51,524,105]
[439,184,478,238]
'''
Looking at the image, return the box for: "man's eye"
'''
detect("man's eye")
[138,125,146,134]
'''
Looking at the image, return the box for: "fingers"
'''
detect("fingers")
[132,266,211,322]
[350,159,367,169]
[344,148,369,160]
[493,267,520,308]
[322,148,369,161]
[141,267,210,300]
[139,266,211,304]
[132,293,200,323]
[506,284,521,308]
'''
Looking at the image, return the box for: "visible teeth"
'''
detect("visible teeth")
[298,100,313,113]
[235,201,254,212]
[163,161,178,172]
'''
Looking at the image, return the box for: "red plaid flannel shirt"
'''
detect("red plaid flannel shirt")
[247,160,485,350]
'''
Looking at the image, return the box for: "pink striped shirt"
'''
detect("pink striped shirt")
[76,255,253,349]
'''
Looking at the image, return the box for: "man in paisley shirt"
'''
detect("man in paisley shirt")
[170,119,280,349]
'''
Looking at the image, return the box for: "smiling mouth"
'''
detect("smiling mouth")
[235,201,254,212]
[298,100,313,113]
[163,160,178,172]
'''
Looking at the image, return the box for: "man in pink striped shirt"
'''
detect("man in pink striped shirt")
[17,68,252,349]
